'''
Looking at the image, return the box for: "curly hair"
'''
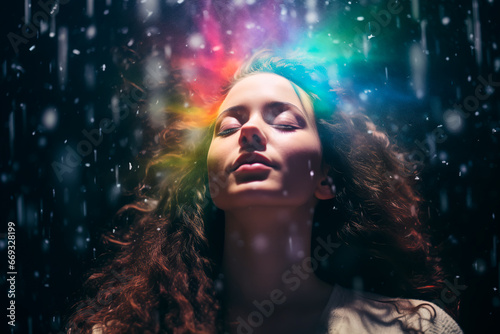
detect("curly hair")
[66,51,449,333]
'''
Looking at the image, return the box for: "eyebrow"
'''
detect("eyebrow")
[215,101,309,123]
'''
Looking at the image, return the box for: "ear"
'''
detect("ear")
[315,175,336,200]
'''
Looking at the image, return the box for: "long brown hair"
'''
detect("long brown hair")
[66,51,450,333]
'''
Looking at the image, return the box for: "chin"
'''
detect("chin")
[212,185,310,210]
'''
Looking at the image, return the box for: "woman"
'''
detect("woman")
[67,51,463,333]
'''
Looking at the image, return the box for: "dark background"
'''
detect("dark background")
[1,0,499,333]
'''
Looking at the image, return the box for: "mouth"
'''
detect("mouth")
[231,153,275,172]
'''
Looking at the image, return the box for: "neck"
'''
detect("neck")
[222,201,333,315]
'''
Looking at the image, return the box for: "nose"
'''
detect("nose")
[238,121,267,151]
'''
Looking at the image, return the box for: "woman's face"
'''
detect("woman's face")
[207,73,327,211]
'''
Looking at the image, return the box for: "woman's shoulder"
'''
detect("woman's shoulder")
[91,325,105,334]
[66,324,105,334]
[318,284,463,334]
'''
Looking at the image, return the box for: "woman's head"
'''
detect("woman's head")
[206,71,335,211]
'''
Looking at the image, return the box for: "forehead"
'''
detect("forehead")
[218,73,314,117]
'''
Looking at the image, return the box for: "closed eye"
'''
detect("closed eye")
[216,115,242,137]
[271,109,302,130]
[216,127,240,136]
[273,124,299,131]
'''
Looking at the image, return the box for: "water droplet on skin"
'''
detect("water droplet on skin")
[253,235,268,253]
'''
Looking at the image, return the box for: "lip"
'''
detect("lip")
[234,163,273,173]
[230,153,275,172]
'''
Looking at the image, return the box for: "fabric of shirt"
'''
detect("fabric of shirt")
[314,284,463,334]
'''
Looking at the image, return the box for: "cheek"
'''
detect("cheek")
[206,144,221,178]
[280,138,322,168]
[287,151,321,176]
[207,136,237,174]
[206,143,229,198]
[277,146,323,204]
